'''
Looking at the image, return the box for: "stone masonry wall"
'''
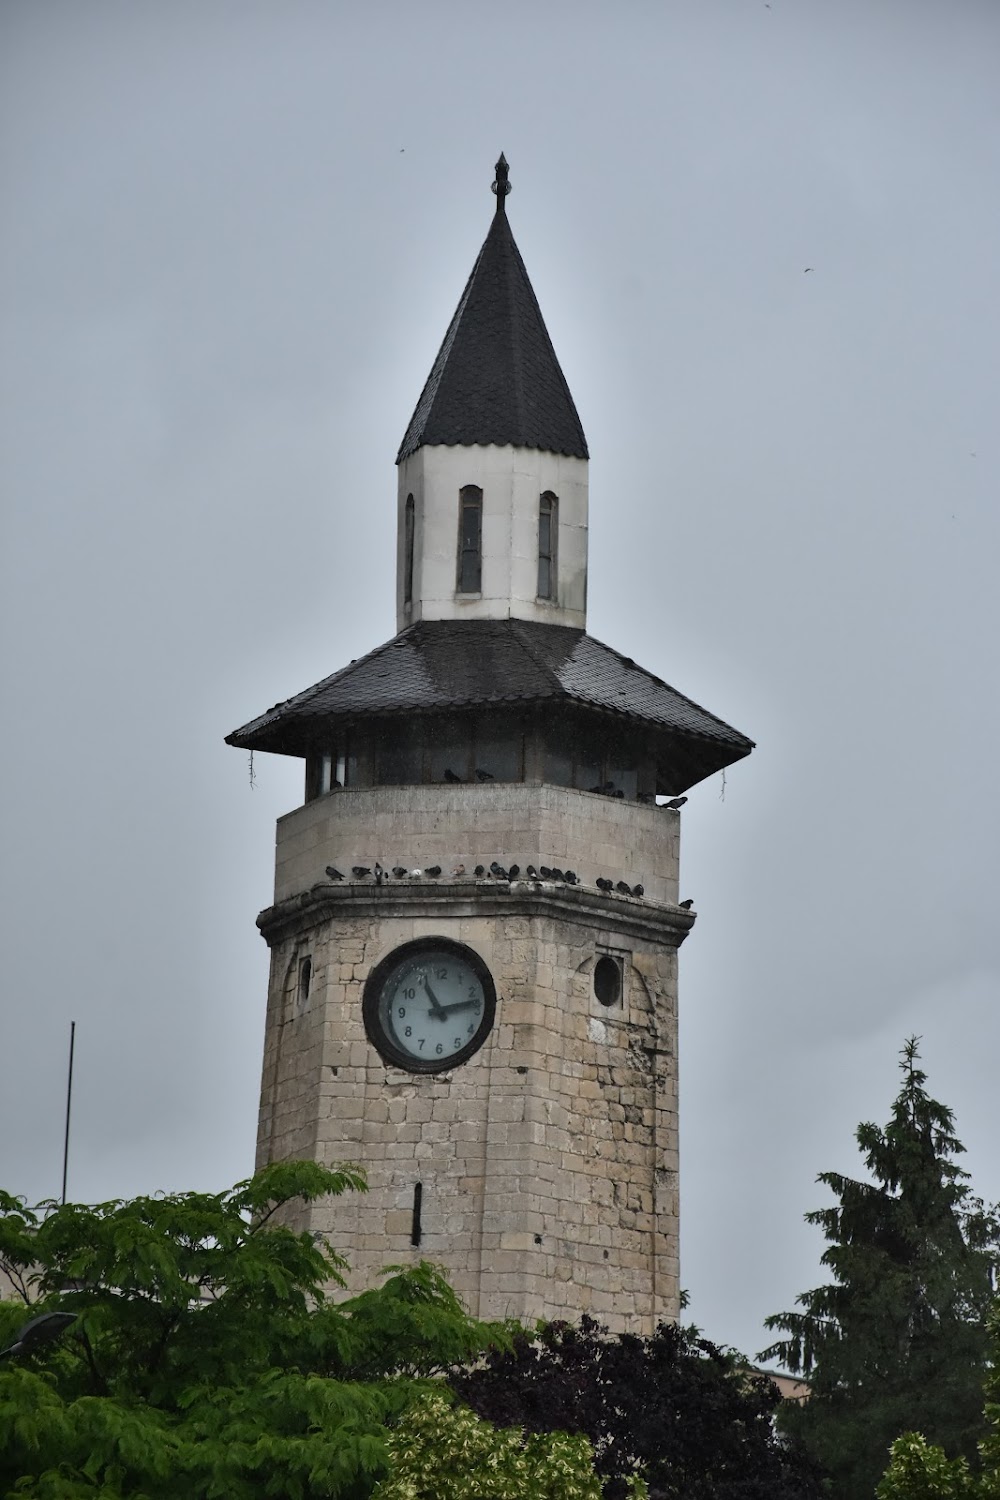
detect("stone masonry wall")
[273,782,680,907]
[257,782,689,1335]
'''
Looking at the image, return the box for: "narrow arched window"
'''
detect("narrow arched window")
[538,492,557,600]
[403,493,415,604]
[457,485,482,593]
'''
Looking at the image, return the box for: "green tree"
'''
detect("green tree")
[0,1162,511,1498]
[371,1390,644,1500]
[760,1039,999,1500]
[876,1302,1000,1500]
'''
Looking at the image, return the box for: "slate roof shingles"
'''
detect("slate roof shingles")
[396,207,588,463]
[226,620,753,760]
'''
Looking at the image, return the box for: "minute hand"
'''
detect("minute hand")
[421,977,448,1019]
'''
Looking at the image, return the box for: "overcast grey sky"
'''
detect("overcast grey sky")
[2,0,998,1362]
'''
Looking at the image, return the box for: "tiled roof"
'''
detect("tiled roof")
[396,201,588,463]
[226,620,753,788]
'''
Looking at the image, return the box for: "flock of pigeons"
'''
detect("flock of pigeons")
[322,861,694,908]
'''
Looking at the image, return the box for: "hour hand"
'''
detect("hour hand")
[439,999,477,1018]
[421,976,447,1018]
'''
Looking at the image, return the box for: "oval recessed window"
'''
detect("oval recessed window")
[594,955,622,1007]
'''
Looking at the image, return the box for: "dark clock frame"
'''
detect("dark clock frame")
[362,936,498,1074]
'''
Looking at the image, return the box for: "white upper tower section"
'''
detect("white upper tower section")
[394,155,589,634]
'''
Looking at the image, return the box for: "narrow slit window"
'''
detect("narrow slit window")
[457,486,482,593]
[410,1182,423,1246]
[403,493,415,604]
[297,956,312,1007]
[537,492,557,600]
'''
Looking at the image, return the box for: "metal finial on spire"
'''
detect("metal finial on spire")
[491,153,511,213]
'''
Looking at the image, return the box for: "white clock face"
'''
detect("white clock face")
[364,941,495,1072]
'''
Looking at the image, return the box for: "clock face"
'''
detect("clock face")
[363,939,496,1073]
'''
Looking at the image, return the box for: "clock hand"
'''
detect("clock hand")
[421,976,448,1019]
[439,999,478,1018]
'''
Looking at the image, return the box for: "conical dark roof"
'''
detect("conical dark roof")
[396,166,588,463]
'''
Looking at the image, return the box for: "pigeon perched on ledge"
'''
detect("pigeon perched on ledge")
[325,866,344,881]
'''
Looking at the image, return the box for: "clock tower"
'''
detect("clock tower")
[227,156,752,1332]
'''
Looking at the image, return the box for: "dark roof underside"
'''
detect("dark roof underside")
[226,620,753,792]
[396,210,588,463]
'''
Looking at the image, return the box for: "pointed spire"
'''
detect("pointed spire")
[492,152,510,214]
[397,156,588,464]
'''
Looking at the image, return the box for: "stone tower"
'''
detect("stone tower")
[227,156,752,1333]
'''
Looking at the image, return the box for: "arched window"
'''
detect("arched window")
[403,493,415,604]
[457,485,482,593]
[538,492,557,600]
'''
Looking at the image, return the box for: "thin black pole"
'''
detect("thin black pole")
[61,1022,76,1206]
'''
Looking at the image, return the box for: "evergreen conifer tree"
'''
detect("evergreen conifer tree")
[760,1039,999,1500]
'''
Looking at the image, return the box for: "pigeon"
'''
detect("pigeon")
[452,863,466,877]
[475,768,495,782]
[325,866,344,881]
[596,877,614,892]
[425,865,442,878]
[474,864,486,877]
[539,866,553,879]
[613,789,625,799]
[444,768,464,783]
[374,862,385,886]
[551,868,564,881]
[525,865,538,878]
[616,880,632,896]
[392,866,408,879]
[663,796,687,810]
[352,866,371,878]
[632,883,644,898]
[490,861,509,880]
[564,870,578,885]
[679,898,694,910]
[409,869,423,879]
[507,864,520,879]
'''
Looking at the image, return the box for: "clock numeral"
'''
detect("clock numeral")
[467,1023,474,1035]
[397,1007,406,1018]
[435,1043,443,1055]
[403,987,416,999]
[418,1038,425,1050]
[468,986,477,999]
[404,1026,412,1038]
[436,967,447,979]
[453,1036,461,1047]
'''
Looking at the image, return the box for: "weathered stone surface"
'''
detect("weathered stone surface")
[256,785,688,1335]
